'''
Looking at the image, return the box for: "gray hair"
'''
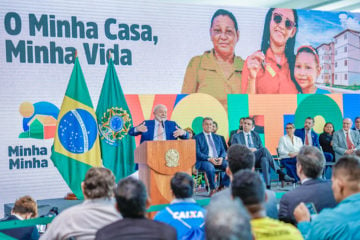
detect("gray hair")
[205,197,252,240]
[153,104,167,113]
[297,146,325,178]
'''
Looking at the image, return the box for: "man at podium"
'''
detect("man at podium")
[129,104,189,143]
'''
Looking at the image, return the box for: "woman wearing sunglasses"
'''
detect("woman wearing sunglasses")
[295,45,331,94]
[181,9,243,111]
[242,8,301,94]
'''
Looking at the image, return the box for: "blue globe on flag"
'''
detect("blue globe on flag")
[58,109,98,154]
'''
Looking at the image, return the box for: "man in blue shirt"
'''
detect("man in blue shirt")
[154,172,206,240]
[294,155,360,240]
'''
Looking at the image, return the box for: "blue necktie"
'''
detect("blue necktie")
[247,133,253,148]
[207,134,218,157]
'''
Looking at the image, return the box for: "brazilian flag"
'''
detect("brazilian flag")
[51,57,101,199]
[96,58,135,182]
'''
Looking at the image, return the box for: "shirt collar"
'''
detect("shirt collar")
[171,198,196,204]
[266,48,287,67]
[12,213,24,220]
[301,178,312,184]
[200,49,243,72]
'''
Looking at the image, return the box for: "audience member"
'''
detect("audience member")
[184,127,195,139]
[294,155,360,239]
[205,197,252,240]
[96,177,176,240]
[278,123,303,181]
[228,117,245,146]
[231,170,303,239]
[279,146,336,224]
[129,104,188,143]
[319,122,335,161]
[231,117,293,189]
[332,118,360,161]
[0,196,39,240]
[195,117,229,196]
[212,144,278,219]
[353,116,360,134]
[212,121,228,151]
[41,167,121,240]
[154,172,205,240]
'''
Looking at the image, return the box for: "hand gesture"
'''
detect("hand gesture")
[173,126,185,138]
[215,157,223,166]
[293,202,311,223]
[136,122,148,133]
[247,51,265,80]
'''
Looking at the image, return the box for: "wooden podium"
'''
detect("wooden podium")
[135,139,196,205]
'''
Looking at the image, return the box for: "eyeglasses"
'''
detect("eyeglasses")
[272,13,296,30]
[285,127,294,129]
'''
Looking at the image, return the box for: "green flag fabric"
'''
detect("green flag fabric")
[51,57,102,199]
[96,58,135,182]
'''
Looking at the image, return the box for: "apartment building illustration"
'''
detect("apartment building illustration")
[316,29,360,86]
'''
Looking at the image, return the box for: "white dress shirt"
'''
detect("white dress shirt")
[278,134,303,159]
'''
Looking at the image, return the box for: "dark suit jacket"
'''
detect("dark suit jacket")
[95,217,177,240]
[231,131,263,149]
[279,179,337,224]
[0,215,39,240]
[195,132,226,162]
[129,120,188,144]
[294,128,320,147]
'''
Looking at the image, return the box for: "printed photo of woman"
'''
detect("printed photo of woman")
[241,8,301,94]
[181,9,244,111]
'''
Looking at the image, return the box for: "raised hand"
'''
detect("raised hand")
[136,122,148,133]
[247,51,265,80]
[173,126,186,138]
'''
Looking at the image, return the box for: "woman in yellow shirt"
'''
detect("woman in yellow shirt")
[181,9,244,111]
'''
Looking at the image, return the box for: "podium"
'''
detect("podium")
[135,139,196,205]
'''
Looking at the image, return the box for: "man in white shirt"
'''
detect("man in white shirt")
[333,118,360,160]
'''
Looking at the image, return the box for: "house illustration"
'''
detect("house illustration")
[19,114,57,139]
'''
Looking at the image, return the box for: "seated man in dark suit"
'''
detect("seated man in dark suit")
[231,117,292,189]
[0,196,39,240]
[228,117,245,147]
[212,120,227,151]
[96,177,176,240]
[352,116,360,134]
[129,104,188,143]
[195,117,230,196]
[279,146,337,224]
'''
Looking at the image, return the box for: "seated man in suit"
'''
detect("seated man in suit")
[212,120,227,151]
[295,117,320,147]
[129,104,188,143]
[195,117,230,196]
[0,196,39,240]
[295,117,333,163]
[279,146,337,224]
[96,177,176,240]
[228,117,245,147]
[231,117,292,189]
[333,118,360,161]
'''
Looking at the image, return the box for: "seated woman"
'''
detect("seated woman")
[294,45,331,94]
[181,9,243,111]
[278,123,303,181]
[319,122,335,161]
[0,196,39,240]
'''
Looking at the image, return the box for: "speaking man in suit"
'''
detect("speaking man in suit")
[129,104,189,143]
[294,117,320,147]
[332,118,360,161]
[279,146,337,224]
[231,117,292,189]
[195,117,229,196]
